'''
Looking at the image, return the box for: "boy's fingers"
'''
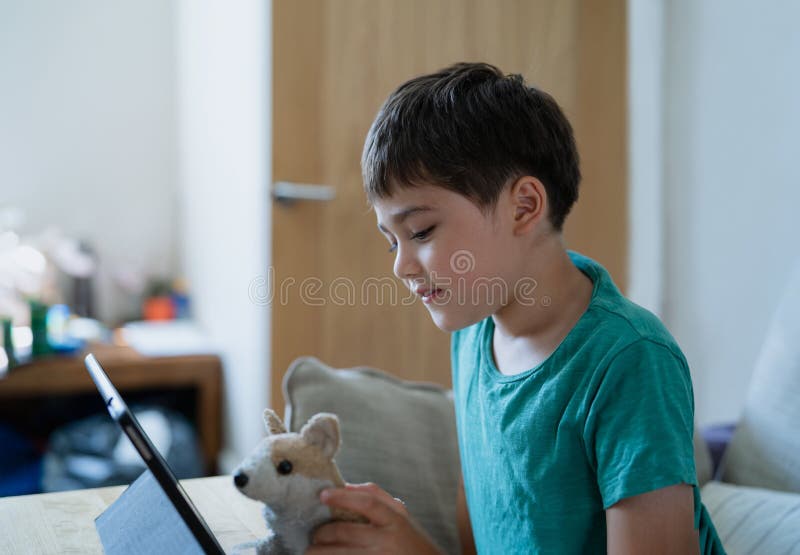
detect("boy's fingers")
[320,489,398,526]
[312,521,377,547]
[306,547,368,555]
[344,483,409,516]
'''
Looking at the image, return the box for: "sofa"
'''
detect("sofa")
[281,263,800,554]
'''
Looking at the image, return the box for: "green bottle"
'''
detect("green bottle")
[2,318,15,369]
[29,300,52,357]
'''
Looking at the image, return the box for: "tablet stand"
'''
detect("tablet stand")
[95,470,205,554]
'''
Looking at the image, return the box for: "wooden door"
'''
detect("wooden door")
[271,0,627,414]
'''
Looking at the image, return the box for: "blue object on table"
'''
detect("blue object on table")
[95,470,204,555]
[171,291,191,319]
[46,304,84,354]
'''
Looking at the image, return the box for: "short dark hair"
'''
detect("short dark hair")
[361,62,580,231]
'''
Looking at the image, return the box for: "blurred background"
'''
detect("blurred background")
[0,0,797,496]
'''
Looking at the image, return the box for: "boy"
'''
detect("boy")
[307,63,726,554]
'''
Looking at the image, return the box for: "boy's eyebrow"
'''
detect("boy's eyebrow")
[377,205,435,232]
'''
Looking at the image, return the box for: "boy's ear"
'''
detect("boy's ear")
[300,413,341,459]
[509,176,548,235]
[263,408,287,435]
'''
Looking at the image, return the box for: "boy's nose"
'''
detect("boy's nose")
[393,247,422,280]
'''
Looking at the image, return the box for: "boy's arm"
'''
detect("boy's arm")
[456,473,477,555]
[606,483,700,555]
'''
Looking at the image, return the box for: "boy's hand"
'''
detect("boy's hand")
[307,482,443,555]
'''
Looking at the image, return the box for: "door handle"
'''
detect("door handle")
[272,181,336,205]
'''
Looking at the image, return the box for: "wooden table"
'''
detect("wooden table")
[0,344,223,473]
[0,476,268,554]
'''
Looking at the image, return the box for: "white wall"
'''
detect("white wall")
[1,0,272,469]
[627,0,665,317]
[0,0,178,323]
[647,0,800,425]
[175,0,272,469]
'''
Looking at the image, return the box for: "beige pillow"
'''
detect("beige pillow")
[721,261,800,492]
[282,357,461,555]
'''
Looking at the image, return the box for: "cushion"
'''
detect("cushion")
[720,261,800,492]
[701,480,800,553]
[700,423,736,479]
[282,357,461,555]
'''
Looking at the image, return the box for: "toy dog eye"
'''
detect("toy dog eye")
[276,460,293,475]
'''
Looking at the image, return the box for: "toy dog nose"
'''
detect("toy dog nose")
[233,471,249,488]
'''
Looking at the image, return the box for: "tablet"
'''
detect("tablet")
[84,353,225,554]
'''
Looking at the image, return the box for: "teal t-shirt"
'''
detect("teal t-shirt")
[451,251,726,554]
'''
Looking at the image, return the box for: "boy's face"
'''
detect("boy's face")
[374,183,519,332]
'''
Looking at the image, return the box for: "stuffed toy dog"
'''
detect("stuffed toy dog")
[232,409,366,554]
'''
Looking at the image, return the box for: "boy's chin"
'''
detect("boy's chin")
[428,308,485,333]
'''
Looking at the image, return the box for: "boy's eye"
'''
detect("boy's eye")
[410,225,435,241]
[386,225,435,253]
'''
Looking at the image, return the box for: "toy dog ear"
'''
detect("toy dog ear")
[263,408,287,435]
[299,413,340,459]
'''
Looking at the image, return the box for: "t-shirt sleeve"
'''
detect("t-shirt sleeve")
[582,339,698,509]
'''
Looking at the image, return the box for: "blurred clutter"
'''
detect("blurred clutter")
[0,205,216,497]
[42,406,203,493]
[0,205,197,373]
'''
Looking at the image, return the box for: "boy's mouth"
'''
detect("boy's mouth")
[416,287,444,303]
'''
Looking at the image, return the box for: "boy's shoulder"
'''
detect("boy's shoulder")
[569,251,685,361]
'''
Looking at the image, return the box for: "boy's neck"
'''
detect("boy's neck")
[492,238,593,342]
